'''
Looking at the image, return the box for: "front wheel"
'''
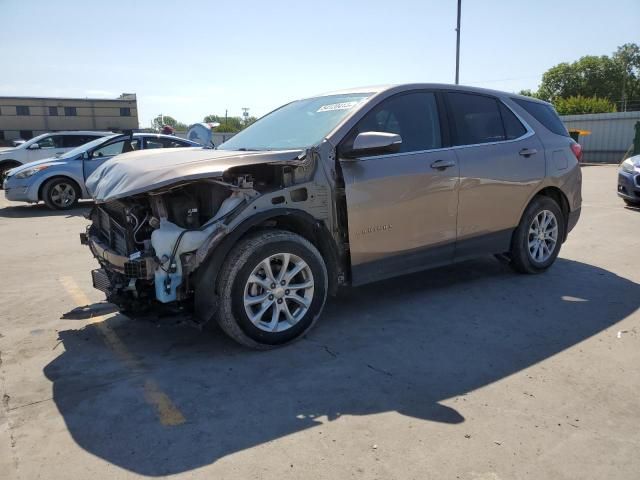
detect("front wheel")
[508,196,565,274]
[42,177,80,210]
[215,229,328,349]
[623,199,640,208]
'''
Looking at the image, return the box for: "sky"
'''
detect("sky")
[1,0,638,127]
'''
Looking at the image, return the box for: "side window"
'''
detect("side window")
[63,135,95,148]
[91,139,139,158]
[36,136,56,148]
[350,92,442,154]
[499,103,527,139]
[512,98,569,137]
[447,93,505,146]
[144,138,165,150]
[144,137,190,149]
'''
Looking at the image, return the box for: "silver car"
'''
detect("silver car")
[82,84,582,349]
[3,133,199,209]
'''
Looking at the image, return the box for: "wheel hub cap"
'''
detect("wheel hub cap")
[528,209,558,263]
[243,253,314,333]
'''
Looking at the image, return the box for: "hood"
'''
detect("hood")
[86,147,305,202]
[0,147,18,156]
[7,157,67,176]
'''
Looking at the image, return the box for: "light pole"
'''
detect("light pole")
[455,0,461,84]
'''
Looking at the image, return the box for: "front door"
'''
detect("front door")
[339,91,459,285]
[27,135,65,162]
[83,137,139,180]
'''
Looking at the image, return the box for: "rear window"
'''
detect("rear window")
[499,104,527,139]
[513,98,568,137]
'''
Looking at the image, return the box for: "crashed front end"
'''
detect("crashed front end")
[82,177,254,313]
[80,146,326,319]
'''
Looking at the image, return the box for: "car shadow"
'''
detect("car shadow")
[0,200,92,218]
[43,257,639,476]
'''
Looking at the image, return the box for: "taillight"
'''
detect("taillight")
[570,142,583,162]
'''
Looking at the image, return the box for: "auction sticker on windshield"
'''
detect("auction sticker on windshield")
[317,101,360,112]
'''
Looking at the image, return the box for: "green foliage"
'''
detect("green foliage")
[553,96,616,115]
[517,89,542,99]
[203,114,256,132]
[527,43,640,109]
[152,114,188,131]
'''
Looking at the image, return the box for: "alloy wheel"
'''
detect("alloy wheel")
[243,253,315,333]
[528,209,558,263]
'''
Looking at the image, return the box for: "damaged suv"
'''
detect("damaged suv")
[82,84,582,348]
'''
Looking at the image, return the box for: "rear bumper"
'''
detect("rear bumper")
[567,207,581,235]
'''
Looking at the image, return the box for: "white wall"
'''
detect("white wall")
[561,111,640,163]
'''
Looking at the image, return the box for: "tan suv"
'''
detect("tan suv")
[81,84,582,348]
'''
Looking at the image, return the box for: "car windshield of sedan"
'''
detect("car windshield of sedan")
[218,93,372,151]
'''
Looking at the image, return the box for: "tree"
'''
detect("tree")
[203,114,244,133]
[152,114,188,131]
[553,96,616,115]
[528,43,640,111]
[537,55,621,101]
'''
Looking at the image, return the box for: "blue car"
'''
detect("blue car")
[3,133,199,209]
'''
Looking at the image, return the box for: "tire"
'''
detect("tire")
[42,177,80,210]
[508,196,565,274]
[215,229,328,349]
[623,199,640,207]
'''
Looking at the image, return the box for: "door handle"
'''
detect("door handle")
[430,159,456,170]
[519,148,538,157]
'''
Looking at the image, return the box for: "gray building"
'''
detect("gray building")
[0,93,138,141]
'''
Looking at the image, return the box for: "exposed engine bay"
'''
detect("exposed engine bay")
[82,150,340,321]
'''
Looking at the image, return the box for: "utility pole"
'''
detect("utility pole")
[242,107,250,125]
[455,0,461,84]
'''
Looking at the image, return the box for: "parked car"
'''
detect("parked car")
[81,84,582,349]
[3,133,199,209]
[617,154,640,206]
[0,131,112,178]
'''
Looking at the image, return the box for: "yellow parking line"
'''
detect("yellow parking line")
[59,276,186,426]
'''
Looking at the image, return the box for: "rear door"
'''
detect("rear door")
[339,90,459,284]
[445,92,545,258]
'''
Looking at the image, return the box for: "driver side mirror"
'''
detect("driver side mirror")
[28,143,40,150]
[341,131,402,159]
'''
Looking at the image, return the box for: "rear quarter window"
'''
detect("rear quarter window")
[513,98,568,137]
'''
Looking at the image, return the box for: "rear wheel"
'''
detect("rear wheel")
[42,177,80,210]
[508,196,565,274]
[216,229,328,349]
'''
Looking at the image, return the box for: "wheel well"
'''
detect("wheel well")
[193,209,342,324]
[533,187,570,240]
[247,214,341,294]
[37,176,81,201]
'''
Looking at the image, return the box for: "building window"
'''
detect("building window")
[120,107,131,117]
[49,106,59,116]
[16,106,30,116]
[64,107,77,116]
[19,130,33,140]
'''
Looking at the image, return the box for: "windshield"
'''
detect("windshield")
[21,133,53,148]
[218,93,372,151]
[59,135,117,159]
